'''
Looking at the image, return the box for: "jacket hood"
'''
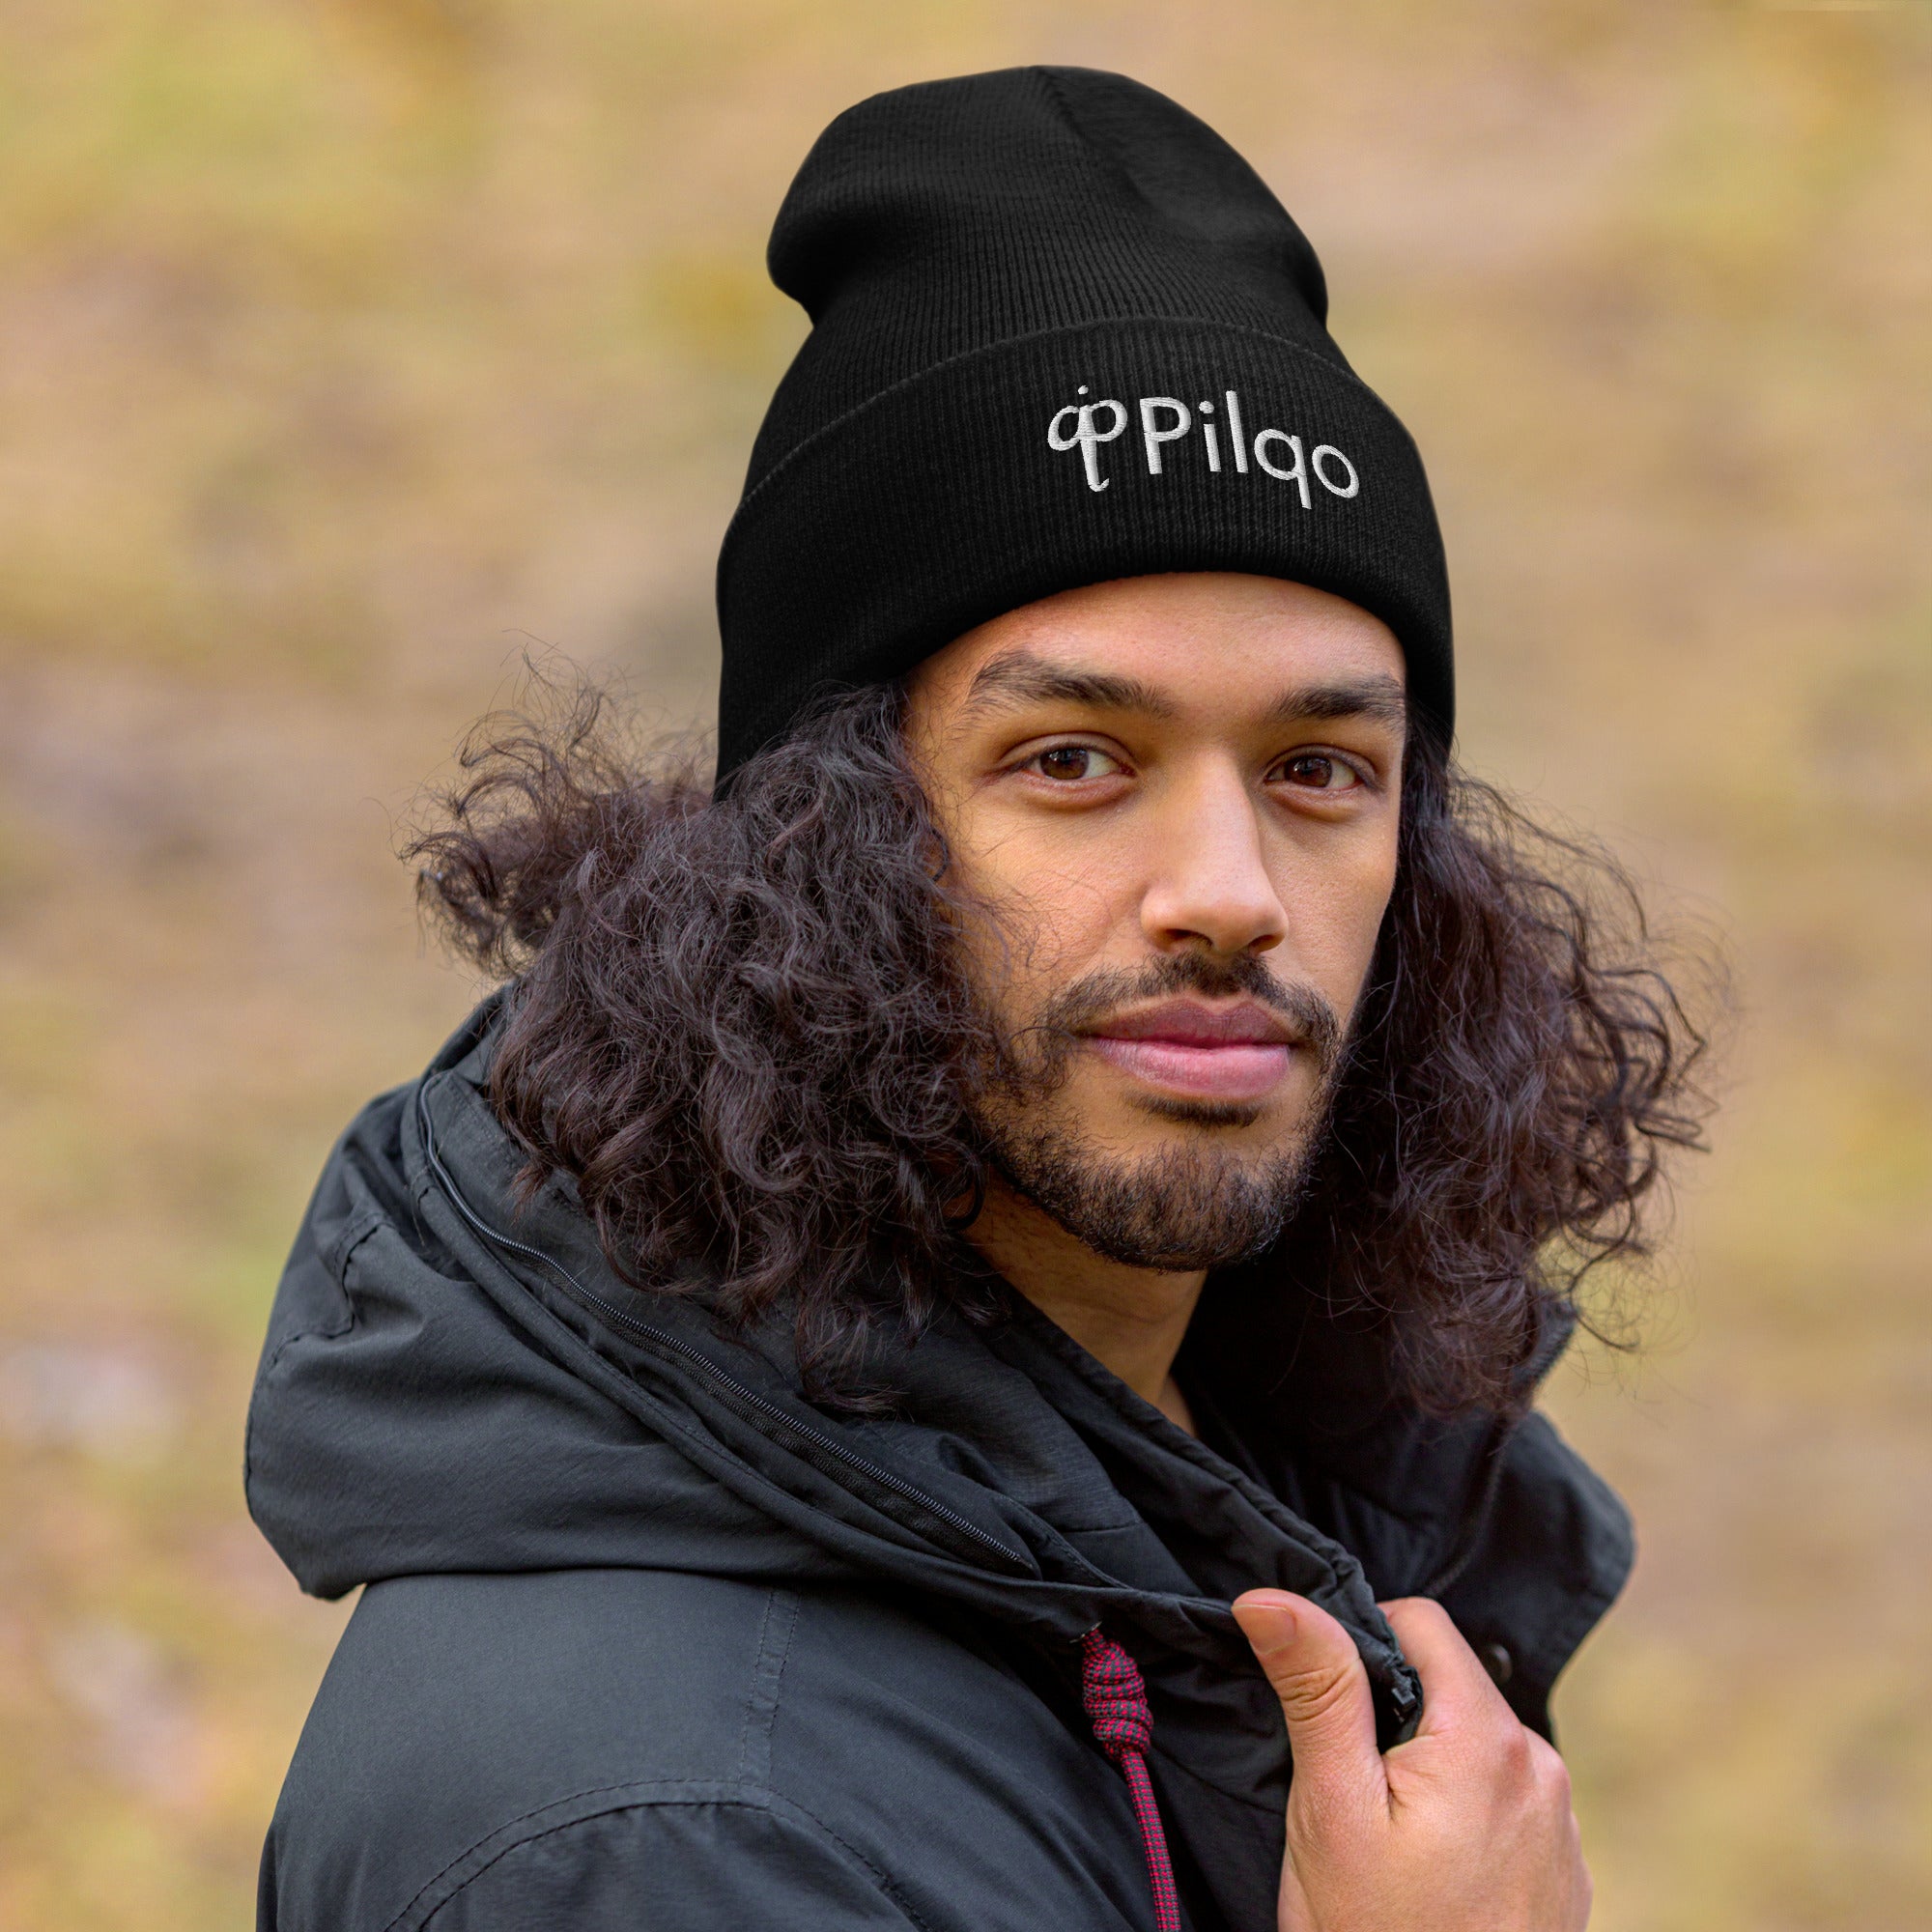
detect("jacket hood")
[248,998,1632,1865]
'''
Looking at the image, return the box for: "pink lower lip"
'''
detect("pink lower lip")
[1086,1035,1293,1101]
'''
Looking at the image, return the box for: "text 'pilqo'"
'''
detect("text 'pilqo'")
[1046,387,1360,506]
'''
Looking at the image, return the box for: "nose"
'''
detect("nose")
[1138,759,1288,958]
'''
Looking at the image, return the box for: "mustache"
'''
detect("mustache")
[1020,952,1345,1077]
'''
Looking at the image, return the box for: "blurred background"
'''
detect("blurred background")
[0,2,1926,1925]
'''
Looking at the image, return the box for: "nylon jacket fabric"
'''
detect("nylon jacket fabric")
[248,1001,1633,1930]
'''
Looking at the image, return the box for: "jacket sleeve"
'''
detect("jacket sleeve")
[415,1792,924,1932]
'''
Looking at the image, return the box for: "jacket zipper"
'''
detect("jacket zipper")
[413,1080,1022,1570]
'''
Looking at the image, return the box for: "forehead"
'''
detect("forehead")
[913,572,1406,717]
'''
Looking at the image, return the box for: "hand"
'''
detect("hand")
[1232,1591,1591,1932]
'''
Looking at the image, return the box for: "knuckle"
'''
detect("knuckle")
[1382,1595,1452,1638]
[1484,1723,1546,1793]
[1492,1720,1537,1786]
[1526,1734,1573,1801]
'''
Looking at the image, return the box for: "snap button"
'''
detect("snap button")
[1478,1641,1514,1687]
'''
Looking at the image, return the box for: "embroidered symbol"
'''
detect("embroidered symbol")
[1045,386,1358,503]
[1047,386,1129,492]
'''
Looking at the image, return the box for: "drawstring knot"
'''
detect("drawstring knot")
[1079,1629,1180,1932]
[1080,1627,1154,1758]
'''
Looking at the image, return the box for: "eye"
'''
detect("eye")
[1028,744,1122,781]
[1273,753,1363,791]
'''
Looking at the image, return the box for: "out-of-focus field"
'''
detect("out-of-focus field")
[0,3,1924,1926]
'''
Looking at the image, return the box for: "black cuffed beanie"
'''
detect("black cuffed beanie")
[714,66,1453,780]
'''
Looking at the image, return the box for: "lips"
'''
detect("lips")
[1082,999,1299,1103]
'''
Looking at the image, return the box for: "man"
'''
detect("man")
[250,68,1707,1930]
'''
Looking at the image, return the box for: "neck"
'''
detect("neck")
[966,1171,1204,1435]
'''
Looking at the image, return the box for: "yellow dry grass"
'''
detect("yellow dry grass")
[0,4,1926,1926]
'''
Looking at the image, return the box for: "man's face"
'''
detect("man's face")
[904,572,1407,1271]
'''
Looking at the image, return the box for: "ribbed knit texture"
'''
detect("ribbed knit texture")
[1080,1628,1182,1932]
[715,66,1453,779]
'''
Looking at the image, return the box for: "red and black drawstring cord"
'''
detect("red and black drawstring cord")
[1079,1628,1181,1932]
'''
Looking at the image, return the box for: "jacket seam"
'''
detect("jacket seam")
[737,1585,799,1787]
[765,1789,934,1932]
[258,1206,380,1382]
[244,1205,381,1491]
[384,1777,668,1931]
[324,1200,386,1285]
[395,1780,929,1932]
[379,1777,665,1932]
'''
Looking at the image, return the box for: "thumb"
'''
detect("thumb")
[1233,1591,1383,1797]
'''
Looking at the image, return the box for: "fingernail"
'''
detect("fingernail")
[1234,1592,1299,1644]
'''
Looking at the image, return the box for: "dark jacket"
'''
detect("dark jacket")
[247,1004,1633,1931]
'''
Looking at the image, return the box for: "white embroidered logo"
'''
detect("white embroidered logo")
[1046,387,1361,504]
[1046,388,1128,492]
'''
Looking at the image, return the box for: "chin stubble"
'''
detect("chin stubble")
[972,952,1348,1271]
[985,1114,1328,1270]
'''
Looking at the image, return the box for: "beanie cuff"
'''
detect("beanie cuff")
[716,314,1452,779]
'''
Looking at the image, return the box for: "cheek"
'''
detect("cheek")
[974,854,1128,1012]
[1275,835,1399,1010]
[951,821,1140,998]
[1349,848,1401,997]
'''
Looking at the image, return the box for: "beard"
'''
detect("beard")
[971,951,1348,1272]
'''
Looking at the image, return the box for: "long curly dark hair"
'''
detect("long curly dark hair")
[410,674,1715,1413]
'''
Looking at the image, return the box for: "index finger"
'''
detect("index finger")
[1378,1597,1516,1737]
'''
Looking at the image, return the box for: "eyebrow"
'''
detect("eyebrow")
[1262,673,1409,733]
[960,648,1408,735]
[961,649,1177,720]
